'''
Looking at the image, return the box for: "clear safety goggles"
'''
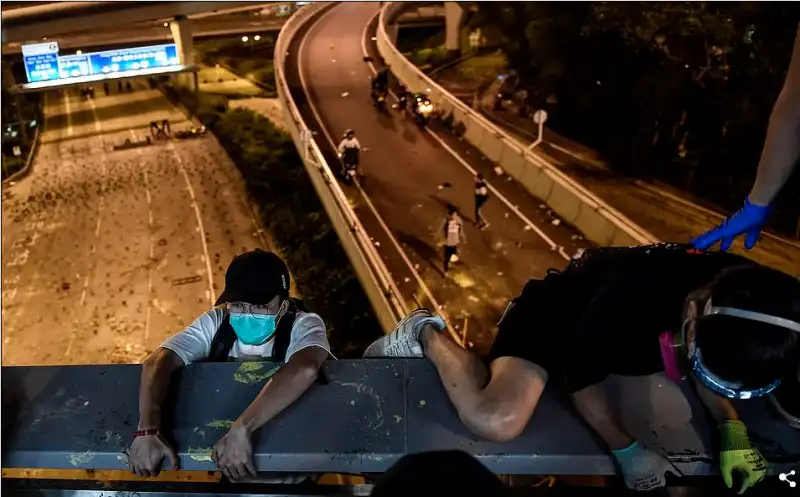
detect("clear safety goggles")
[685,298,800,400]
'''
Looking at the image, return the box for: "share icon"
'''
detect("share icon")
[779,470,796,488]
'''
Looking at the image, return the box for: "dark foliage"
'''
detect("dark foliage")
[469,2,800,237]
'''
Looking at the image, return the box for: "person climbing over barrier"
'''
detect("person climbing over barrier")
[364,243,800,493]
[128,250,332,480]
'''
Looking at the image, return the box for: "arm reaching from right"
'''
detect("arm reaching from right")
[692,22,800,251]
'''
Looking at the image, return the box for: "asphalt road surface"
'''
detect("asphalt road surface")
[289,2,592,354]
[1,79,268,365]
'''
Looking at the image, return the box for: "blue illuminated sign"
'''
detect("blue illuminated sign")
[21,42,183,87]
[22,42,61,83]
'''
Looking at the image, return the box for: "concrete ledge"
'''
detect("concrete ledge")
[377,2,659,249]
[2,361,798,475]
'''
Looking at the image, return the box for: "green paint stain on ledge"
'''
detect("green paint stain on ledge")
[188,447,213,462]
[67,452,95,466]
[233,362,281,385]
[206,419,235,429]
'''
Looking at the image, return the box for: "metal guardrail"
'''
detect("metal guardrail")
[377,3,659,248]
[274,2,406,331]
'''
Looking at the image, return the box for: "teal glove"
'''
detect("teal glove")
[612,440,677,492]
[719,420,768,494]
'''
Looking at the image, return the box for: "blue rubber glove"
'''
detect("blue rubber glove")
[612,441,679,491]
[691,197,772,252]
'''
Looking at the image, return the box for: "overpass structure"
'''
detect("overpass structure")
[2,2,798,495]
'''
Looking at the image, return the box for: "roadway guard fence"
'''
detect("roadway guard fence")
[274,2,406,331]
[376,2,659,248]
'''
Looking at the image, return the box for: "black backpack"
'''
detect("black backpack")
[206,298,308,362]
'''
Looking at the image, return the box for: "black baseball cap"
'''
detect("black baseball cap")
[215,249,290,306]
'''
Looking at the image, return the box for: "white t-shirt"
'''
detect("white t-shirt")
[160,307,332,366]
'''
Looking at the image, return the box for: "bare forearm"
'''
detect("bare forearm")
[749,22,800,205]
[693,379,739,423]
[138,348,183,430]
[570,385,634,451]
[235,351,325,435]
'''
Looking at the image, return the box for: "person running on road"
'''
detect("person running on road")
[474,174,490,229]
[442,207,466,273]
[692,21,800,252]
[364,243,800,493]
[129,250,332,480]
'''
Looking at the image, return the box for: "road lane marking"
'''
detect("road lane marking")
[361,11,570,261]
[169,143,215,308]
[65,92,74,137]
[67,96,108,358]
[130,129,155,347]
[300,3,459,342]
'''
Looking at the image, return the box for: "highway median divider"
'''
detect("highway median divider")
[160,81,383,357]
[377,2,658,248]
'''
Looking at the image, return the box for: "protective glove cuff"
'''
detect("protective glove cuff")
[612,440,643,464]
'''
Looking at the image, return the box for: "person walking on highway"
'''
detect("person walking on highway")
[363,242,800,494]
[474,174,490,230]
[442,207,466,273]
[128,249,332,481]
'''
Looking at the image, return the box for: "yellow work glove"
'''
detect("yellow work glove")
[719,420,768,494]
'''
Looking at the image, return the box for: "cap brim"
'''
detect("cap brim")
[214,287,241,307]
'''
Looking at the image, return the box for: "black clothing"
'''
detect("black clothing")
[215,249,291,306]
[474,179,489,225]
[206,298,307,362]
[486,243,753,393]
[444,246,458,272]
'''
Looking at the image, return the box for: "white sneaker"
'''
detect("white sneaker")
[363,309,446,358]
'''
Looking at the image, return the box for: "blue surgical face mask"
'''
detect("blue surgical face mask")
[229,313,277,346]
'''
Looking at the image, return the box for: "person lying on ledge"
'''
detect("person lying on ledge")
[129,249,332,480]
[364,243,800,494]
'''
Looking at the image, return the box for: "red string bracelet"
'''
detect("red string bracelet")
[132,429,160,439]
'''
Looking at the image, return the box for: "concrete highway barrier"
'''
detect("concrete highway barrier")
[275,2,406,331]
[377,2,658,248]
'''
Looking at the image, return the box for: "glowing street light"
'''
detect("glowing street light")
[254,35,261,41]
[241,36,249,42]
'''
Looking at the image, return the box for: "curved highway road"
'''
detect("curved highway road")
[288,2,592,353]
[1,80,269,365]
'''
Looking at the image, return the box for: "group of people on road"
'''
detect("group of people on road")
[129,22,800,495]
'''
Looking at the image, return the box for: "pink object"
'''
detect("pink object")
[660,331,682,382]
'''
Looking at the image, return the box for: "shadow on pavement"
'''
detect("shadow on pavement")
[395,229,445,278]
[45,94,168,132]
[41,120,190,147]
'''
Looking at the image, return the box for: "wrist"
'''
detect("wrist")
[232,418,255,436]
[137,421,159,431]
[745,195,771,209]
[612,440,642,459]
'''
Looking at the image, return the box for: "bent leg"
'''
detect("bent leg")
[421,327,548,442]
